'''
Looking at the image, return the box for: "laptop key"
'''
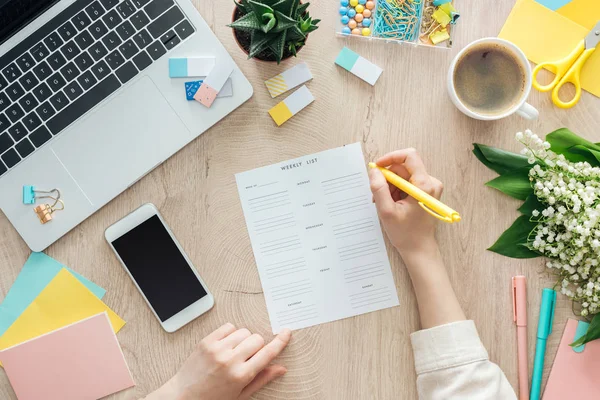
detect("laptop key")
[117,0,137,19]
[60,62,80,82]
[74,52,94,72]
[147,6,183,39]
[131,11,150,30]
[0,161,6,176]
[146,40,166,60]
[0,132,13,154]
[36,102,56,122]
[0,113,9,132]
[8,122,27,142]
[133,29,152,49]
[91,60,110,80]
[2,63,22,82]
[18,93,38,114]
[22,112,42,132]
[1,149,20,168]
[115,61,138,84]
[32,82,52,103]
[85,1,106,20]
[119,40,139,59]
[74,30,94,50]
[32,61,52,81]
[46,74,121,135]
[58,21,78,41]
[89,42,108,61]
[15,138,35,158]
[116,20,136,41]
[44,32,64,52]
[6,82,25,102]
[30,126,52,146]
[100,0,119,10]
[19,71,39,91]
[162,32,180,50]
[89,19,109,40]
[47,72,67,92]
[0,75,7,91]
[103,9,122,29]
[0,93,9,112]
[49,91,70,112]
[144,0,173,20]
[133,0,151,8]
[72,11,92,31]
[132,51,152,71]
[47,52,67,70]
[64,81,84,101]
[6,104,24,122]
[61,41,81,60]
[106,50,125,69]
[77,70,97,91]
[102,31,122,51]
[174,20,194,41]
[30,43,50,62]
[15,53,35,73]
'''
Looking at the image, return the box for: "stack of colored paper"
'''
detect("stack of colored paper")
[0,253,134,399]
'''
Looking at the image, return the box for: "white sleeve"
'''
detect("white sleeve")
[410,320,517,400]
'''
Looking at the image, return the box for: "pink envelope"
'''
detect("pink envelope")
[0,312,135,400]
[543,318,600,399]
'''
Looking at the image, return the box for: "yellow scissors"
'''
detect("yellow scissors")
[532,21,600,109]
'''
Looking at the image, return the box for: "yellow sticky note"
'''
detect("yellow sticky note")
[499,0,600,98]
[268,102,293,126]
[0,269,125,366]
[557,0,600,30]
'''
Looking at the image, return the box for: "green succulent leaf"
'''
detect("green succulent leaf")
[472,143,530,175]
[570,314,600,347]
[485,167,533,200]
[546,128,600,163]
[286,24,306,41]
[261,12,276,32]
[228,11,263,31]
[518,194,546,216]
[488,215,539,259]
[272,0,296,16]
[297,2,309,15]
[248,30,272,58]
[268,30,287,63]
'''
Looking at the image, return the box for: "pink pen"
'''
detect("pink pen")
[512,276,528,400]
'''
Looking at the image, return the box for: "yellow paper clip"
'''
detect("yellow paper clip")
[430,28,450,44]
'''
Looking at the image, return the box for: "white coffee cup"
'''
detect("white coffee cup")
[447,37,539,121]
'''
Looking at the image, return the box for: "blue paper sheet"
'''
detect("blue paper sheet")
[535,0,572,10]
[0,252,106,336]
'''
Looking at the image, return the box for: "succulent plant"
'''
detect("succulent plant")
[228,0,320,63]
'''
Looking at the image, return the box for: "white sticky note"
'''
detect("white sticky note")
[194,63,235,107]
[268,85,315,126]
[335,47,383,86]
[265,62,313,98]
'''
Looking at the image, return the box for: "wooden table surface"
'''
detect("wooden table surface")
[1,0,599,398]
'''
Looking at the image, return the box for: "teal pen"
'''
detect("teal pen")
[530,288,556,400]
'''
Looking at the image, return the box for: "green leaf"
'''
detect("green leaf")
[272,10,297,32]
[297,2,309,15]
[268,30,286,63]
[569,145,600,166]
[472,143,530,175]
[285,24,306,41]
[248,0,274,17]
[518,194,546,216]
[272,0,295,16]
[488,215,539,258]
[234,0,251,14]
[248,30,272,58]
[261,12,276,32]
[485,167,533,200]
[570,314,600,347]
[228,12,262,31]
[546,128,600,163]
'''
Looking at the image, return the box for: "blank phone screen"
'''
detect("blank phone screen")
[111,215,207,321]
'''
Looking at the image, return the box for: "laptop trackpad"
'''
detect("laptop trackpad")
[52,76,190,205]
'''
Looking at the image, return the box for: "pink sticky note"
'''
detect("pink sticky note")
[0,313,135,400]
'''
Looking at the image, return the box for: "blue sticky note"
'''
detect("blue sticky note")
[335,47,360,72]
[169,58,188,78]
[185,80,203,100]
[0,252,106,336]
[534,0,572,11]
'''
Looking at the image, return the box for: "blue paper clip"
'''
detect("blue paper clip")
[23,186,60,204]
[432,0,451,5]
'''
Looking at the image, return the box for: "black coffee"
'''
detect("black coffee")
[453,44,526,116]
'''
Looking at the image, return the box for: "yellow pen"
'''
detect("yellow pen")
[368,163,461,223]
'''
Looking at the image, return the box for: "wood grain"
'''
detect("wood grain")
[1,0,600,399]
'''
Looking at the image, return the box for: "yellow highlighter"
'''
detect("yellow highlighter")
[368,163,461,224]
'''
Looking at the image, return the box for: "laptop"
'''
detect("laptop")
[0,0,253,251]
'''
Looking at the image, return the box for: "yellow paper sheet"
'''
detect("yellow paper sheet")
[558,0,600,30]
[499,0,600,98]
[0,269,125,366]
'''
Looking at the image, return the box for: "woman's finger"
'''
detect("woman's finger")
[221,328,252,348]
[235,333,265,361]
[238,365,287,400]
[245,329,291,375]
[203,323,237,343]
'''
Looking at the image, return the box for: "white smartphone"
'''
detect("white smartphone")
[105,203,214,332]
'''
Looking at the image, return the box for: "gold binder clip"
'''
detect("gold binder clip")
[33,196,64,224]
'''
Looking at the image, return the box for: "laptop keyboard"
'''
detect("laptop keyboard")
[0,0,195,177]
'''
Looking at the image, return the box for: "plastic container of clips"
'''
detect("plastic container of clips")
[336,0,459,49]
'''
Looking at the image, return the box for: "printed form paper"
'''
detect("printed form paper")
[236,143,399,333]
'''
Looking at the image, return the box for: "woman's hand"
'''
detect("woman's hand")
[147,323,291,400]
[368,148,443,255]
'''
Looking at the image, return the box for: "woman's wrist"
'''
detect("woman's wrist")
[394,236,439,263]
